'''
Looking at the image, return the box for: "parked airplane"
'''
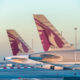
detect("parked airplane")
[5,30,44,67]
[29,14,80,69]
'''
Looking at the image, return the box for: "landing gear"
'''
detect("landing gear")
[50,66,54,70]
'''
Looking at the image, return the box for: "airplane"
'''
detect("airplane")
[5,30,45,67]
[29,14,80,69]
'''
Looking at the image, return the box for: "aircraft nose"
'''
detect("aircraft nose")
[29,55,42,61]
[3,57,11,61]
[3,57,8,61]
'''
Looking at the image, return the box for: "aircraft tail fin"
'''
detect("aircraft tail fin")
[33,14,74,51]
[7,30,33,56]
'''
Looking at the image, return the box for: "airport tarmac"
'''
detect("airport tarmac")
[0,78,64,80]
[0,62,80,79]
[1,67,80,78]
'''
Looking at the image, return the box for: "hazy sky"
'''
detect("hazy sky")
[0,0,80,61]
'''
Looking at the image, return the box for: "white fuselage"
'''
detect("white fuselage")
[29,49,80,68]
[5,54,46,67]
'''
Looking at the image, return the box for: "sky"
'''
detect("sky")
[0,0,80,61]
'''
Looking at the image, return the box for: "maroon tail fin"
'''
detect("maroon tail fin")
[7,30,33,56]
[33,15,74,51]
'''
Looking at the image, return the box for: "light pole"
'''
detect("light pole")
[61,31,63,36]
[74,27,78,49]
[74,27,78,64]
[32,38,33,49]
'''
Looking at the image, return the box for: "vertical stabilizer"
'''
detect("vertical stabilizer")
[33,15,74,51]
[7,30,33,56]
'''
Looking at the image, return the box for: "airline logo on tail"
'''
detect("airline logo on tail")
[33,15,74,51]
[7,30,33,56]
